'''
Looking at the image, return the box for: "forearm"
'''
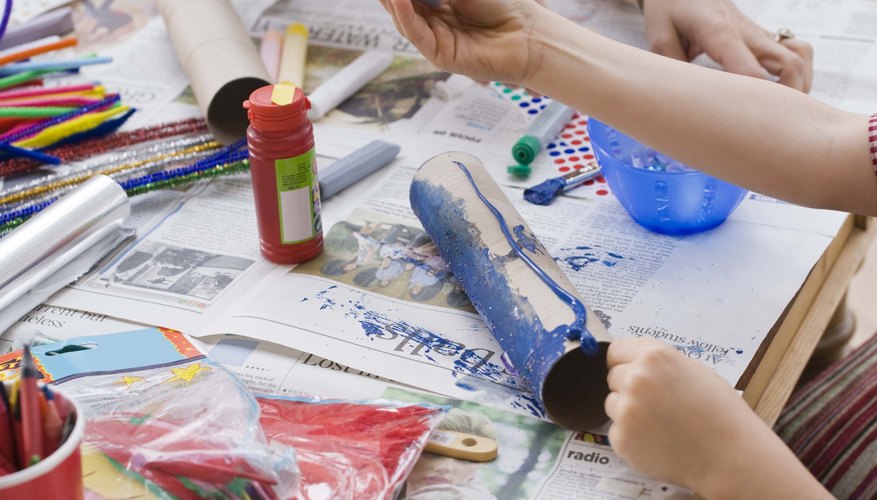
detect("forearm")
[692,419,831,499]
[523,8,876,215]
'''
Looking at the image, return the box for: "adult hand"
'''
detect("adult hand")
[641,0,813,92]
[378,0,546,84]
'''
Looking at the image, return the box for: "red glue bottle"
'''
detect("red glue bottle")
[244,83,323,264]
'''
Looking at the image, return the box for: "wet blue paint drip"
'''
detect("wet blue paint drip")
[513,225,543,254]
[557,246,627,271]
[453,161,596,353]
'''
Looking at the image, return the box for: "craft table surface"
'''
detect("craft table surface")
[5,0,876,455]
[744,215,875,425]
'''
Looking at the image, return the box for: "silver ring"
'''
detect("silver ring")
[774,27,795,43]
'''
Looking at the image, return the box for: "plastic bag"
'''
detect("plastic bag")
[258,396,446,500]
[14,327,299,499]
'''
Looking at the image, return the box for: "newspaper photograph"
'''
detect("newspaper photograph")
[50,177,282,334]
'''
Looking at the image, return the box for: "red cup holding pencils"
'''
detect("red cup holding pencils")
[0,381,85,499]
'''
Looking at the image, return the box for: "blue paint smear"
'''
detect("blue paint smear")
[411,161,598,409]
[456,380,478,391]
[359,321,382,337]
[513,225,543,254]
[557,246,628,271]
[454,375,545,418]
[563,254,600,272]
[672,340,744,364]
[311,288,522,388]
[500,352,519,376]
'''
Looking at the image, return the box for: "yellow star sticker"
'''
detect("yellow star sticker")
[168,363,210,383]
[120,376,144,386]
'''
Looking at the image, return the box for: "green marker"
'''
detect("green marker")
[511,100,577,171]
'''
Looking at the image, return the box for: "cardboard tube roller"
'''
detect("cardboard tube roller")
[410,152,611,431]
[157,0,271,144]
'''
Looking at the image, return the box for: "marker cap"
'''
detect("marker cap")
[511,135,541,165]
[507,164,532,177]
[306,92,331,122]
[320,140,400,199]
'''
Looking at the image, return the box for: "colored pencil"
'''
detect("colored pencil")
[18,346,44,466]
[41,385,63,457]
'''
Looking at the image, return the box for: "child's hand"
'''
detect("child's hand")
[605,338,763,491]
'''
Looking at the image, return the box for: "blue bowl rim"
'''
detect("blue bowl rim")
[587,119,712,178]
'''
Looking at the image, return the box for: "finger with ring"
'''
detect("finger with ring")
[774,27,795,43]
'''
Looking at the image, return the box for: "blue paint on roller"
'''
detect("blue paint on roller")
[411,160,599,410]
[451,160,595,353]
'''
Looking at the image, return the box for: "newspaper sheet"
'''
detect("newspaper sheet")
[208,163,838,419]
[49,176,285,335]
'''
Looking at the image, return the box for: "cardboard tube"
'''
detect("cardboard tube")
[410,152,612,431]
[157,0,270,144]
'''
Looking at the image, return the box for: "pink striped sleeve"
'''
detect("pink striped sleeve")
[869,113,877,175]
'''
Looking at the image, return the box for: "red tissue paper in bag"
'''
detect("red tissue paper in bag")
[258,397,445,500]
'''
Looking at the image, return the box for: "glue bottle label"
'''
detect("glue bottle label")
[275,148,321,244]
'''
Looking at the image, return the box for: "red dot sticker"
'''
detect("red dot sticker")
[565,124,576,129]
[584,180,595,186]
[574,164,584,170]
[569,156,579,162]
[554,159,566,164]
[558,166,571,172]
[562,133,573,139]
[584,154,594,160]
[571,140,582,145]
[596,189,609,196]
[597,177,606,183]
[578,120,588,125]
[574,130,585,135]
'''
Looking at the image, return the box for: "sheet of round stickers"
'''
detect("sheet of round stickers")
[491,82,611,197]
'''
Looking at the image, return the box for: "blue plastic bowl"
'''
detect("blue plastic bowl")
[587,118,747,236]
